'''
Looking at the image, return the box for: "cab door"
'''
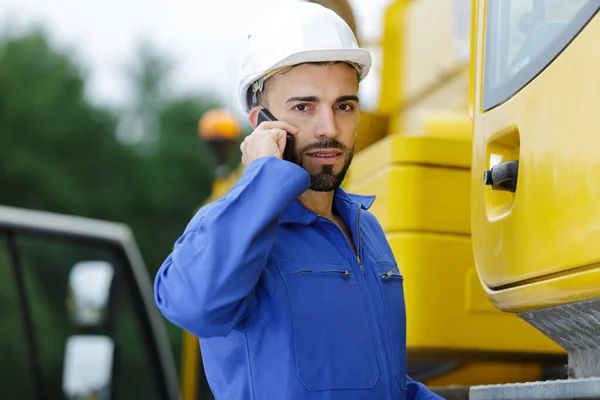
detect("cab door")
[471,0,600,311]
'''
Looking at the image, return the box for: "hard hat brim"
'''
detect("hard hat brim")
[238,48,372,113]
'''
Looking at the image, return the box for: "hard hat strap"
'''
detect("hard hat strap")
[250,77,265,108]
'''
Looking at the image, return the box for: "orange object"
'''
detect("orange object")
[198,109,241,141]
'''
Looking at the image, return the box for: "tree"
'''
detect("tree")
[0,27,233,397]
[0,29,133,218]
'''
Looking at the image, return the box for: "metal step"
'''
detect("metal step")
[470,377,600,400]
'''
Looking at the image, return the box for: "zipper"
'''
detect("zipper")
[355,208,364,275]
[292,269,351,277]
[319,211,364,275]
[381,270,400,279]
[381,270,394,279]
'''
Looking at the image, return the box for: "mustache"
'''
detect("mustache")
[299,139,347,154]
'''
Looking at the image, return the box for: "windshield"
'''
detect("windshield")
[483,0,599,110]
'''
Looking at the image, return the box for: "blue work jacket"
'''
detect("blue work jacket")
[154,156,444,400]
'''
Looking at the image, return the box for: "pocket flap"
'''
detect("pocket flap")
[276,259,351,275]
[371,261,404,280]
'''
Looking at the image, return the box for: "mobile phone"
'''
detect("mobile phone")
[257,108,295,162]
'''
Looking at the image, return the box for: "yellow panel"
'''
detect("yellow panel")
[355,111,389,153]
[471,12,600,298]
[482,266,600,313]
[378,0,408,114]
[389,233,564,355]
[400,73,471,137]
[425,362,543,387]
[378,0,471,134]
[418,112,472,141]
[348,164,471,234]
[402,0,470,101]
[348,133,472,187]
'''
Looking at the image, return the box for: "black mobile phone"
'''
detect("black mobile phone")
[257,108,295,162]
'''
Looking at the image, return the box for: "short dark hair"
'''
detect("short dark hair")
[256,61,359,108]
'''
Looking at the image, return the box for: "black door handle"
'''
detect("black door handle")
[483,160,519,192]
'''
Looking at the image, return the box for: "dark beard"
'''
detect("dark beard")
[292,139,355,192]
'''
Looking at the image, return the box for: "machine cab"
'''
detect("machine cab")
[471,0,600,312]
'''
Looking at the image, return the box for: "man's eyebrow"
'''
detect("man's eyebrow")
[285,95,360,103]
[286,96,319,103]
[337,95,359,103]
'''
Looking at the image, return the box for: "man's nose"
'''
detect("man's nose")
[314,108,339,140]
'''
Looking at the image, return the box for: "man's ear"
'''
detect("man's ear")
[248,106,262,129]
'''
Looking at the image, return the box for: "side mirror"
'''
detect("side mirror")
[66,261,115,327]
[62,335,115,400]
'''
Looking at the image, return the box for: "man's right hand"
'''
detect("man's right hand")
[240,121,298,166]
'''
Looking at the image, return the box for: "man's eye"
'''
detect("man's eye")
[338,104,354,112]
[294,104,308,112]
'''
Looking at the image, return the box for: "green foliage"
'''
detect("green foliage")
[0,30,130,217]
[0,26,242,398]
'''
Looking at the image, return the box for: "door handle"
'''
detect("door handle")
[484,160,519,192]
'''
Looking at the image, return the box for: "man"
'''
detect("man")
[154,3,444,400]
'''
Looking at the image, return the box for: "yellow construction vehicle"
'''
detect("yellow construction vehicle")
[468,0,600,398]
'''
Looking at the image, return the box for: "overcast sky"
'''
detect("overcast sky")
[0,0,390,118]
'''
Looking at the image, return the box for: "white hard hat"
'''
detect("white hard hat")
[238,2,372,113]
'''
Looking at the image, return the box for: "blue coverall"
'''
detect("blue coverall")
[154,156,444,400]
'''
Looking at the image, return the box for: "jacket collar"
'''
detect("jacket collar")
[279,187,376,225]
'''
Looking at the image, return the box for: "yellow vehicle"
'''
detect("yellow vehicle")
[469,0,600,398]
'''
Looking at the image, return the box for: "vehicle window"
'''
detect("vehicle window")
[16,237,112,398]
[0,236,36,399]
[483,0,599,110]
[14,235,161,399]
[111,255,162,400]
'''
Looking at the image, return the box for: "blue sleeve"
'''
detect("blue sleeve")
[153,156,311,338]
[406,375,445,400]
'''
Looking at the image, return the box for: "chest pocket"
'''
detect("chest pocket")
[276,259,380,391]
[371,261,408,390]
